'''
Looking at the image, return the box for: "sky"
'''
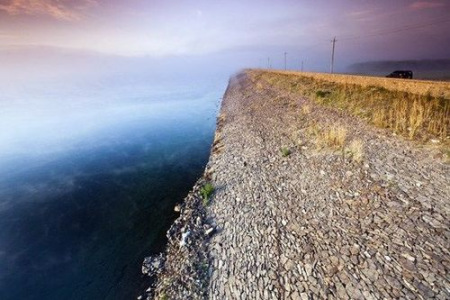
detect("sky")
[0,0,450,73]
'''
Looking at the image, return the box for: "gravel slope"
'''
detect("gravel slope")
[205,71,449,299]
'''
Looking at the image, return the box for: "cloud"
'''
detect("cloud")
[410,1,446,10]
[0,0,97,21]
[347,9,382,22]
[0,33,19,41]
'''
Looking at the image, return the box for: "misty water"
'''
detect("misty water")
[0,76,224,299]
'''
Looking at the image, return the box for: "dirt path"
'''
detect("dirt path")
[206,72,450,299]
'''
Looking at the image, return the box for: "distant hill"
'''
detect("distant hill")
[347,59,450,80]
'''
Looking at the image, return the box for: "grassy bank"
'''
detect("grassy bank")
[249,70,450,147]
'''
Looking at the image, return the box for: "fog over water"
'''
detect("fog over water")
[0,52,228,299]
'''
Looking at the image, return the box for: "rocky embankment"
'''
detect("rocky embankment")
[144,70,449,299]
[138,176,215,299]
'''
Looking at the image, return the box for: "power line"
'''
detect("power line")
[261,17,450,72]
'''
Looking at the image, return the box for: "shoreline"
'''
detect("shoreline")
[138,79,233,300]
[139,151,223,300]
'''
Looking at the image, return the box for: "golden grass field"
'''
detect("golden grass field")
[268,70,450,98]
[247,69,450,149]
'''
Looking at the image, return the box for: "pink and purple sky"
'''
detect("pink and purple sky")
[0,0,449,72]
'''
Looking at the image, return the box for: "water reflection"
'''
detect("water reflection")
[0,78,223,299]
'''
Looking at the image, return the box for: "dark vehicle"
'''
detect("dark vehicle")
[386,70,413,79]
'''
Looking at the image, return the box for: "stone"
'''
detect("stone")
[300,292,309,300]
[402,253,416,262]
[142,254,164,277]
[416,282,435,298]
[350,244,360,255]
[362,268,379,282]
[362,291,375,300]
[350,255,359,265]
[340,246,351,256]
[291,290,301,300]
[180,230,191,247]
[335,282,347,299]
[305,263,313,276]
[422,215,442,228]
[330,255,339,267]
[205,227,216,236]
[363,251,371,258]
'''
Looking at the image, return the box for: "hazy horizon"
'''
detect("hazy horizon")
[1,0,450,77]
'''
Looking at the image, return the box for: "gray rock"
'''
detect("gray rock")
[205,227,216,236]
[142,254,164,277]
[179,230,191,247]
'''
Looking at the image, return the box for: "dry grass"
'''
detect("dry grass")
[262,69,450,98]
[255,81,264,90]
[346,140,364,162]
[314,125,347,150]
[301,104,311,115]
[306,123,320,137]
[248,70,450,144]
[445,148,450,163]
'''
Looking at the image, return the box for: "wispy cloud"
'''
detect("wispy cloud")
[0,33,19,41]
[409,1,446,10]
[0,0,97,21]
[347,9,379,22]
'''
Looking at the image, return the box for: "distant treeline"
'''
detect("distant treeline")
[347,59,450,80]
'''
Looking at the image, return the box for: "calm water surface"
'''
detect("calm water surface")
[0,77,224,299]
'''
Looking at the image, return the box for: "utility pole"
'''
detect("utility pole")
[301,60,304,72]
[284,52,287,70]
[330,37,336,74]
[267,57,271,69]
